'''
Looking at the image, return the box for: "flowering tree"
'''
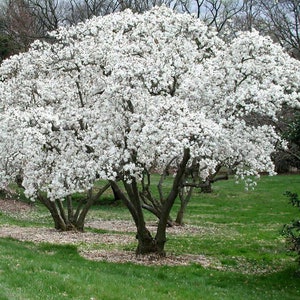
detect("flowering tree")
[0,7,300,254]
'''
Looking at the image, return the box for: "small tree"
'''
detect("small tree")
[1,7,300,254]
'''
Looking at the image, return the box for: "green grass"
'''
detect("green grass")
[1,174,300,299]
[0,239,299,300]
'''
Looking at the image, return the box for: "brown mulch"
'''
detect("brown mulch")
[0,198,213,267]
[0,225,134,245]
[86,219,203,235]
[81,249,212,267]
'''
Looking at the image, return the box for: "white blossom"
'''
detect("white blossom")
[0,7,299,200]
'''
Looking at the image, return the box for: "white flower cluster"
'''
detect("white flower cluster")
[0,7,299,200]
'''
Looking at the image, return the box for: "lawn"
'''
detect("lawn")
[0,174,300,300]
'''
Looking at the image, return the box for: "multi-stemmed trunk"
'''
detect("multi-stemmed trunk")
[37,183,110,231]
[111,148,191,255]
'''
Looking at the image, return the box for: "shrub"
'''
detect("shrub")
[282,191,300,268]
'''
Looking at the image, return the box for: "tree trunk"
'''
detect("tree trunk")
[110,180,158,254]
[37,183,111,231]
[201,180,212,193]
[135,227,157,255]
[140,169,174,226]
[155,149,191,255]
[38,193,68,230]
[141,203,174,227]
[111,184,121,201]
[75,188,95,231]
[175,186,193,225]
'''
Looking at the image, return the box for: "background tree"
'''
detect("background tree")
[25,0,67,32]
[64,0,119,23]
[0,0,38,52]
[259,0,300,59]
[0,0,115,54]
[178,0,244,33]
